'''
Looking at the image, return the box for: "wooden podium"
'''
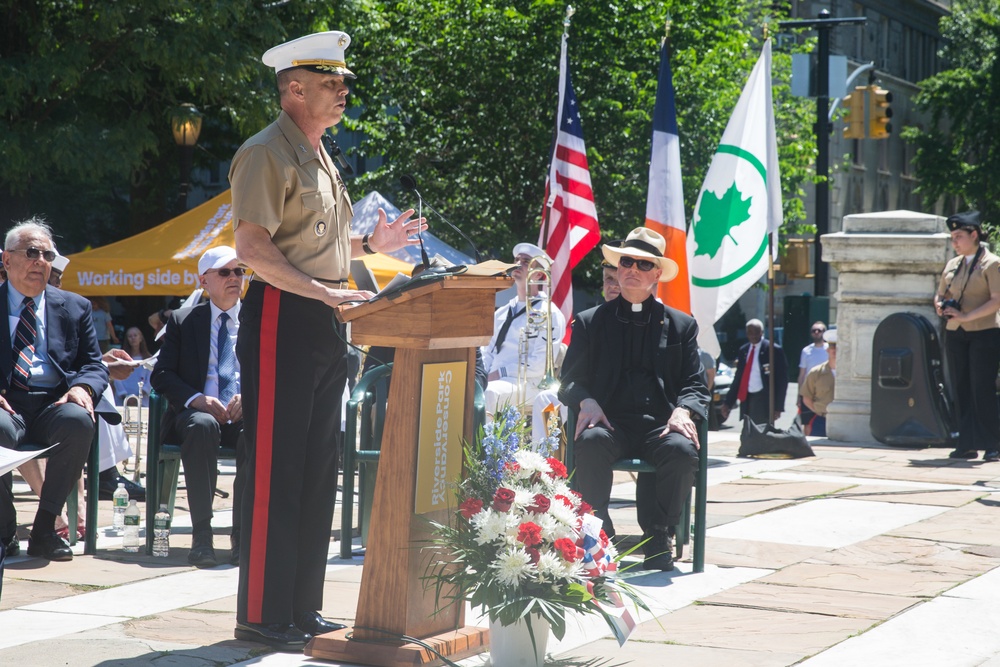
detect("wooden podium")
[307,274,510,666]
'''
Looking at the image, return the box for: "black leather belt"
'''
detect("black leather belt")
[251,277,349,289]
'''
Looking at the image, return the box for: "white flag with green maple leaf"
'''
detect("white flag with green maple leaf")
[686,39,782,358]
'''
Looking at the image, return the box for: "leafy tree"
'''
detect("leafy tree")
[901,0,1000,226]
[0,0,319,247]
[342,0,815,281]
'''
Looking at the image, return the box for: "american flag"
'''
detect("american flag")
[539,31,600,335]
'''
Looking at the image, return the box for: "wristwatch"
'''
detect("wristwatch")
[362,233,377,255]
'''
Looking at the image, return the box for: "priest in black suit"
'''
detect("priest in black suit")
[151,246,245,568]
[559,228,709,571]
[0,219,112,562]
[720,319,788,426]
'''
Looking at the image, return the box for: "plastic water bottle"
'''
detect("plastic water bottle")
[122,499,141,552]
[112,482,129,531]
[152,505,171,557]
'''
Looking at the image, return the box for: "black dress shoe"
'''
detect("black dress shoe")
[98,475,147,502]
[985,450,1000,462]
[234,621,310,652]
[187,531,217,568]
[26,531,73,561]
[641,529,675,572]
[294,610,347,635]
[2,534,19,557]
[949,449,979,460]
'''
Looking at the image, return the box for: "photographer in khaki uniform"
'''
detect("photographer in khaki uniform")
[229,31,425,651]
[934,211,1000,462]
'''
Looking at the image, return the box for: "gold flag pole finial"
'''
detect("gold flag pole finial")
[664,14,672,40]
[763,15,771,40]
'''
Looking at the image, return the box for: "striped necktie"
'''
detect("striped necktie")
[11,297,36,391]
[217,312,236,405]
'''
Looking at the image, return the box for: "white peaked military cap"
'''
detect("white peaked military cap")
[51,255,70,272]
[512,242,550,262]
[262,31,356,79]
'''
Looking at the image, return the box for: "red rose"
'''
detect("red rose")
[492,487,516,512]
[459,497,483,519]
[553,537,578,562]
[578,501,593,516]
[517,522,542,547]
[525,547,541,565]
[547,458,568,479]
[526,494,551,514]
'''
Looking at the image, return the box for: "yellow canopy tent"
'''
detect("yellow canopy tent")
[61,190,413,296]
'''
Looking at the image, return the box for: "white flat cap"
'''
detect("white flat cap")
[262,31,356,79]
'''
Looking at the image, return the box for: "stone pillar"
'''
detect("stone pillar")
[821,210,950,442]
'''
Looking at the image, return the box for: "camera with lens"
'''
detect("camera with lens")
[940,298,961,318]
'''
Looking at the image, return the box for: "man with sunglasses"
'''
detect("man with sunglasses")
[559,227,708,571]
[0,219,110,561]
[151,246,246,568]
[796,321,829,428]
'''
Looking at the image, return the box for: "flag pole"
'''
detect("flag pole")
[541,5,576,249]
[768,234,776,426]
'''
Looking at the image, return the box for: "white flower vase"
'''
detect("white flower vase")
[488,614,549,667]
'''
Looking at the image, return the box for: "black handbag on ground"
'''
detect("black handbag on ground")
[738,416,815,459]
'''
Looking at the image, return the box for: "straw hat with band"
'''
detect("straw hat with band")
[601,228,679,282]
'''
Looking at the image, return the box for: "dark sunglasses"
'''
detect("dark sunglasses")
[811,328,825,333]
[618,256,657,272]
[10,247,57,262]
[208,267,246,278]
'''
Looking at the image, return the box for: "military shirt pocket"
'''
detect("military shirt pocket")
[300,190,336,241]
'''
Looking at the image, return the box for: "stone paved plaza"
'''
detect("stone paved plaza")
[3,414,1000,666]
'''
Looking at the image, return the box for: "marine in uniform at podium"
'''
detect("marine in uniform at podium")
[229,31,425,651]
[935,210,1000,462]
[559,228,708,571]
[482,242,566,423]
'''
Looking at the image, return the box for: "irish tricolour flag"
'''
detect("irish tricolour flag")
[687,39,782,358]
[644,39,689,313]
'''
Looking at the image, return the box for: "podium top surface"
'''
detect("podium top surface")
[336,273,512,324]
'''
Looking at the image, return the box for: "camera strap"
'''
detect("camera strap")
[945,245,984,307]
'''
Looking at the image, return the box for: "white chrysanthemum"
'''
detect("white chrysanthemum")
[535,550,570,582]
[548,501,577,527]
[491,547,533,587]
[514,450,549,475]
[535,513,559,540]
[512,487,536,509]
[473,509,510,545]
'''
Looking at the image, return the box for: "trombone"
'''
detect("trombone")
[517,255,560,407]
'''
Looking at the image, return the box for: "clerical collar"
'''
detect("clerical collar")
[616,295,654,325]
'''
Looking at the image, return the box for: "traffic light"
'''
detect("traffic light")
[868,86,893,139]
[842,86,867,140]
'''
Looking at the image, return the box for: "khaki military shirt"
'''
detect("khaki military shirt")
[801,361,835,416]
[229,111,353,283]
[937,247,1000,332]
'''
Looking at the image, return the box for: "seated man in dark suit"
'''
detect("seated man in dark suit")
[151,246,245,568]
[559,228,709,571]
[720,318,788,426]
[0,218,110,562]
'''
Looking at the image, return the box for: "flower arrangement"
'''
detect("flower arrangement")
[424,407,648,642]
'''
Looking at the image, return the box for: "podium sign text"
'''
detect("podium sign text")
[415,361,467,515]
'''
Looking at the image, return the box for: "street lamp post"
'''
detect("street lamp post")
[170,104,203,212]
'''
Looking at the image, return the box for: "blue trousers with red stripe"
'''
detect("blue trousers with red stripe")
[235,282,347,625]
